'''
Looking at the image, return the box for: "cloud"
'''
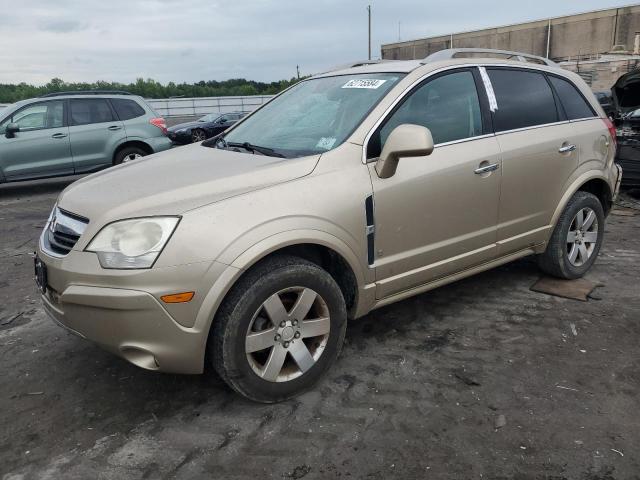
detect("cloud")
[0,0,630,85]
[39,19,88,33]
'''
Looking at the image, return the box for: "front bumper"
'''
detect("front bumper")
[36,245,229,374]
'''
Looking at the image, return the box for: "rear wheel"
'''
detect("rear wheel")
[209,255,347,403]
[114,146,147,165]
[538,191,604,279]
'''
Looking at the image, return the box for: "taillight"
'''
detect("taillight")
[150,117,167,135]
[602,117,617,150]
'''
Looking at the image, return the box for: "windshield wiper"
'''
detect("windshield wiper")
[226,141,286,158]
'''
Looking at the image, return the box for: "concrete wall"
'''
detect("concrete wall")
[382,5,640,61]
[561,55,640,90]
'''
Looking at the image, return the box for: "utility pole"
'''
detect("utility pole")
[398,21,401,42]
[367,5,372,60]
[296,65,300,80]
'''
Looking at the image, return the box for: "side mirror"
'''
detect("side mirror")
[375,124,434,179]
[5,123,19,138]
[218,118,228,124]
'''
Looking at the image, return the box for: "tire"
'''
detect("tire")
[538,191,605,279]
[191,129,207,143]
[114,146,147,165]
[209,255,347,403]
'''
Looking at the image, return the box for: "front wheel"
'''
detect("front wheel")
[191,129,207,143]
[538,191,605,279]
[209,255,347,403]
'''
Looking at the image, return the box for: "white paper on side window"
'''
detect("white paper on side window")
[342,79,387,89]
[478,67,498,112]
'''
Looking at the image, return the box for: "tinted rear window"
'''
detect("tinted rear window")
[487,69,558,132]
[548,76,595,120]
[111,98,146,120]
[70,99,115,125]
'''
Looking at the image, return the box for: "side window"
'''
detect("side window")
[548,75,596,120]
[70,98,115,126]
[2,101,64,132]
[487,69,558,132]
[111,98,146,121]
[369,70,483,157]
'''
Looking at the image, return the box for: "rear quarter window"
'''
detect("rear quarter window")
[111,98,146,120]
[487,69,559,132]
[548,75,596,120]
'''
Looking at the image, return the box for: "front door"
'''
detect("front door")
[0,100,72,180]
[366,68,502,299]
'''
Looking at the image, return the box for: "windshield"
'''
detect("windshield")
[198,113,219,122]
[220,73,404,157]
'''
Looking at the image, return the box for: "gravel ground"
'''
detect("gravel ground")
[1,177,639,480]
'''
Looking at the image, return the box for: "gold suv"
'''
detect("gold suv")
[36,49,622,402]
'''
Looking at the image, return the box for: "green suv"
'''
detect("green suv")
[0,91,171,183]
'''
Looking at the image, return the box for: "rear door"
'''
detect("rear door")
[68,98,126,173]
[0,100,72,180]
[487,67,580,255]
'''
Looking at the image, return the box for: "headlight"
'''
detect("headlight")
[86,217,180,269]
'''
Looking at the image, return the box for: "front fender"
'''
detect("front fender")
[189,228,372,371]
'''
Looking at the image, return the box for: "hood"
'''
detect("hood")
[57,143,320,226]
[167,121,208,132]
[612,69,640,116]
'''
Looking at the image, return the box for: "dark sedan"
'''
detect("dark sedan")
[167,111,246,144]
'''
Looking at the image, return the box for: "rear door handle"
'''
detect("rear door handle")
[474,163,499,175]
[51,133,68,139]
[107,125,122,131]
[558,144,577,153]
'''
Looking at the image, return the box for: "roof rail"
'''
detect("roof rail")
[320,59,391,74]
[422,48,558,67]
[39,90,134,98]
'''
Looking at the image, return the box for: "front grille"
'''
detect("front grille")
[42,207,89,256]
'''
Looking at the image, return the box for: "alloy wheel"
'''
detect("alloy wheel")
[245,287,331,382]
[192,130,207,142]
[122,153,143,163]
[566,207,598,266]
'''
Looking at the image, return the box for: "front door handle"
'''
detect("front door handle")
[558,144,577,154]
[474,163,499,175]
[51,133,68,139]
[107,125,122,131]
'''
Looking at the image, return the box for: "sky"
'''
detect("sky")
[0,0,632,85]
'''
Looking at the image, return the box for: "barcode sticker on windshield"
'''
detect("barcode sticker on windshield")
[342,79,387,89]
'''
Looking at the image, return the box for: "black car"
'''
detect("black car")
[595,90,614,118]
[167,111,246,144]
[611,70,640,187]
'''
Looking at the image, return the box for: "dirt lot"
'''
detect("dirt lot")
[1,177,639,480]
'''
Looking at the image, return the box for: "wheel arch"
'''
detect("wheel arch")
[192,232,370,372]
[550,173,613,230]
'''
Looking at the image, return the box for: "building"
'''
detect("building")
[381,5,640,90]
